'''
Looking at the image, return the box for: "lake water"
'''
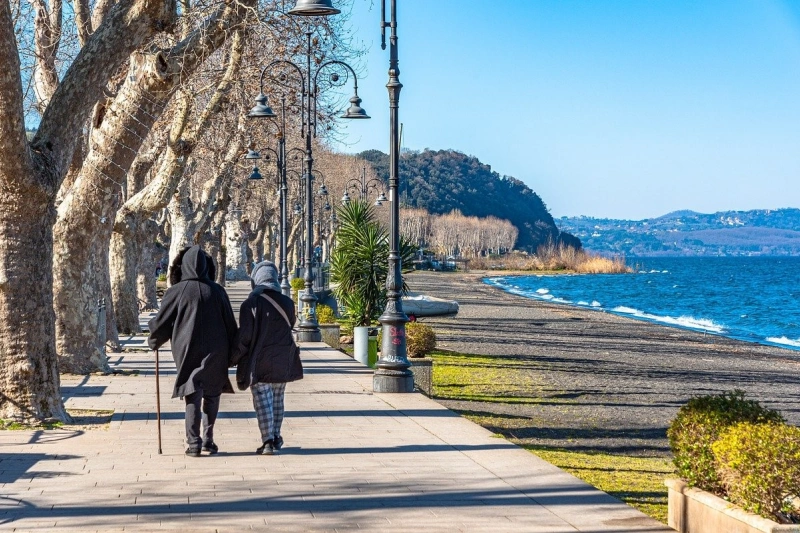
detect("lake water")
[484,256,800,352]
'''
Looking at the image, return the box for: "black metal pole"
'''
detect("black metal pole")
[279,96,291,297]
[154,349,162,454]
[375,0,413,393]
[296,29,321,342]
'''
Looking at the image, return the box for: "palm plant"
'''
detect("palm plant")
[330,199,415,327]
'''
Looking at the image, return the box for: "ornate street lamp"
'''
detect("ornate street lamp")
[375,0,413,392]
[244,108,305,296]
[343,165,386,205]
[288,0,340,16]
[248,19,368,341]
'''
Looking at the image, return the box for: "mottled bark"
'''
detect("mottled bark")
[137,228,161,311]
[225,213,249,280]
[31,0,63,112]
[31,0,177,186]
[112,29,247,326]
[67,6,249,338]
[168,125,243,264]
[0,0,173,422]
[74,0,91,46]
[108,231,140,334]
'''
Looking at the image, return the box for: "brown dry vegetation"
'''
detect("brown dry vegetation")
[469,242,630,274]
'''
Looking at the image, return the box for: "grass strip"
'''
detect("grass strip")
[431,348,672,523]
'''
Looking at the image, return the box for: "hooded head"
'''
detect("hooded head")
[169,247,190,286]
[251,261,281,292]
[180,245,209,281]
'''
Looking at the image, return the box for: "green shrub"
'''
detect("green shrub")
[712,421,800,522]
[290,277,305,301]
[317,304,337,324]
[406,322,436,358]
[667,390,784,493]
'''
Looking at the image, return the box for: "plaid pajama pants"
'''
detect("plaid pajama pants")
[251,382,287,443]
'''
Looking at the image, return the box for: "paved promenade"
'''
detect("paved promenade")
[0,283,672,532]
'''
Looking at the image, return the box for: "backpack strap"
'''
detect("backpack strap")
[260,292,292,329]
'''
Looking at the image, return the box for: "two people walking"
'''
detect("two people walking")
[147,245,303,456]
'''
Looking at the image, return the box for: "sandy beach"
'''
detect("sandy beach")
[407,270,800,456]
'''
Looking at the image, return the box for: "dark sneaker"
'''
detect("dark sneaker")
[273,436,284,450]
[256,439,276,455]
[185,448,201,457]
[202,441,219,455]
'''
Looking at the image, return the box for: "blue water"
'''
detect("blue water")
[485,257,800,352]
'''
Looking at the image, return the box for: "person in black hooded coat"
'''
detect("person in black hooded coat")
[231,261,303,455]
[148,245,237,456]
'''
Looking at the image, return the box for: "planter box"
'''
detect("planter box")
[665,479,800,533]
[318,324,340,349]
[409,357,432,396]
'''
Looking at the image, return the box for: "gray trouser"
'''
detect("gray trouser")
[251,382,287,444]
[184,389,220,449]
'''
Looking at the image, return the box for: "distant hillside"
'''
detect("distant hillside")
[359,149,580,251]
[557,208,800,256]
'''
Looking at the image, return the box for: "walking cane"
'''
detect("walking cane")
[154,348,163,454]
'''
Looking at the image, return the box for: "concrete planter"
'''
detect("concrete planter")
[665,479,800,533]
[318,324,340,349]
[409,357,432,396]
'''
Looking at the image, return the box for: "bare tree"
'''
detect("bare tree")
[0,0,175,421]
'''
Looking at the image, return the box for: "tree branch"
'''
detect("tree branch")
[115,28,248,233]
[74,0,92,46]
[32,0,176,196]
[0,0,32,180]
[30,0,62,112]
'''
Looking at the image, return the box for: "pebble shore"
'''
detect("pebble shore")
[408,270,800,456]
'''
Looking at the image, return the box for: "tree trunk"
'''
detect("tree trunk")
[111,29,247,323]
[53,213,115,373]
[0,189,68,422]
[137,230,161,311]
[225,213,249,281]
[0,0,174,422]
[167,187,194,263]
[109,225,142,334]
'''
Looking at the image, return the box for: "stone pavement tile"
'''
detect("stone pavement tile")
[0,323,673,532]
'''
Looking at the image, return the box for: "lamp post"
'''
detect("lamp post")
[245,101,306,298]
[248,13,369,342]
[341,165,388,206]
[375,0,414,392]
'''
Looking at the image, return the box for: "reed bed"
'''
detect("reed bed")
[468,244,631,274]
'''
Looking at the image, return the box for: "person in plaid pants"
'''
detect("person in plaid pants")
[232,262,303,455]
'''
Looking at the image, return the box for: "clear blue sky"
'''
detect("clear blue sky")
[332,0,800,220]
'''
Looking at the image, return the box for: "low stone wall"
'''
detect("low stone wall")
[666,479,800,533]
[409,358,432,396]
[319,324,340,349]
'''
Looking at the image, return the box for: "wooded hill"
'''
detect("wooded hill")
[558,208,800,256]
[358,149,580,252]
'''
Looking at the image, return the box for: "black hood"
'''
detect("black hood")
[181,245,208,280]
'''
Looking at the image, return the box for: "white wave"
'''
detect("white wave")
[613,306,641,315]
[536,288,550,295]
[663,316,726,334]
[609,306,726,334]
[590,301,602,307]
[766,336,800,348]
[662,270,669,273]
[539,294,554,300]
[577,301,590,306]
[552,298,572,304]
